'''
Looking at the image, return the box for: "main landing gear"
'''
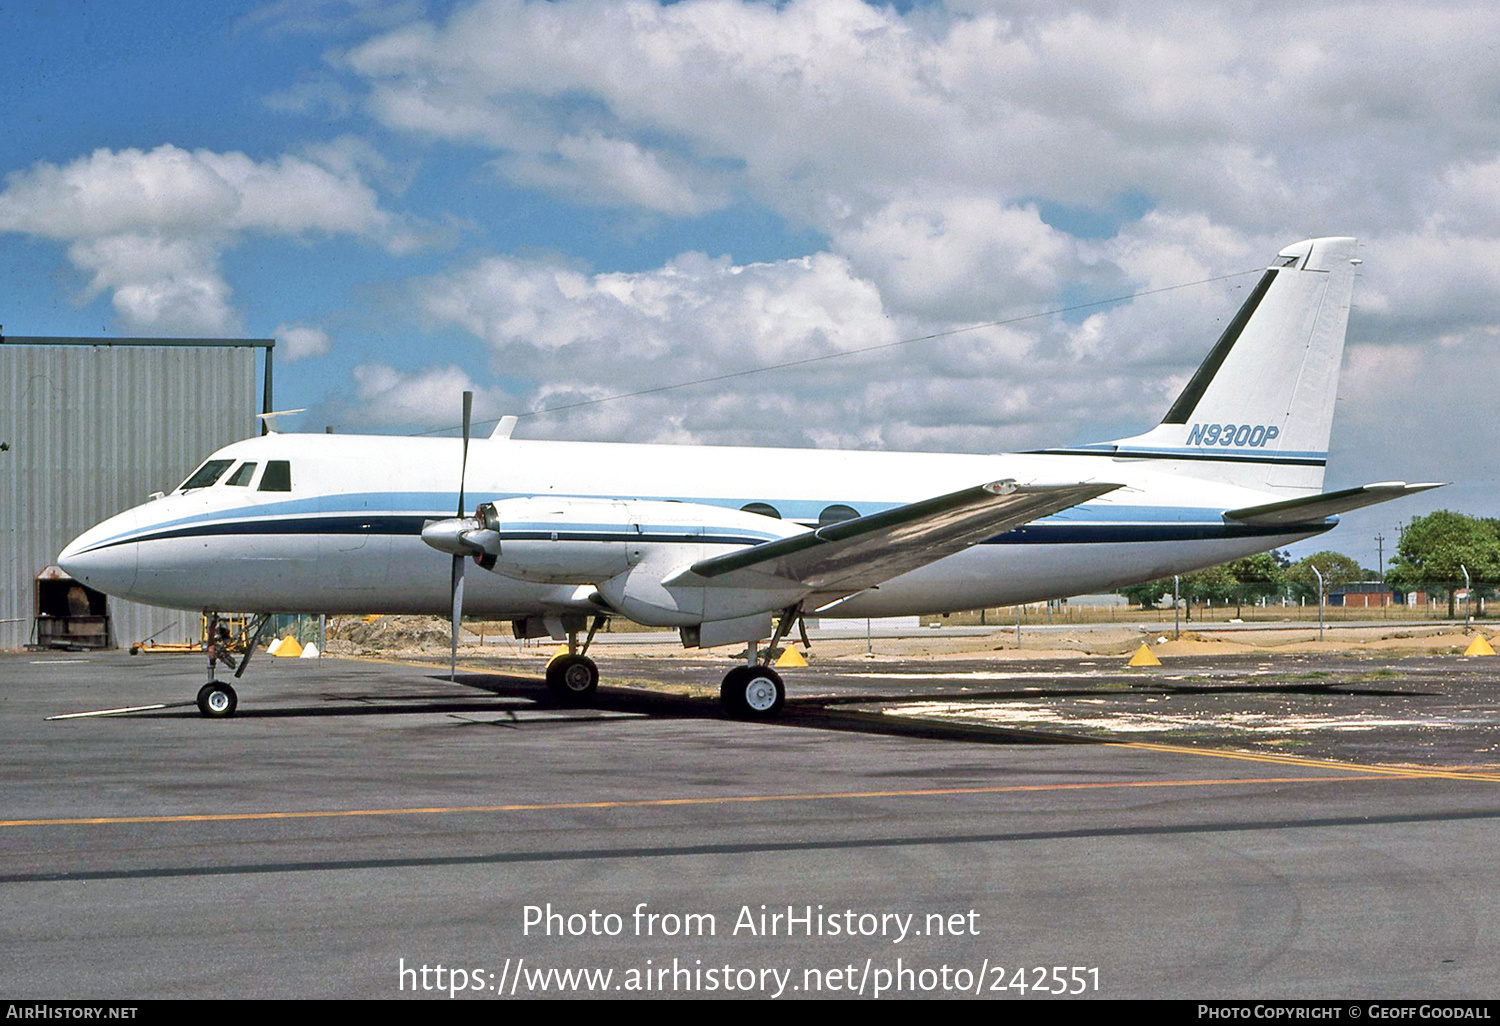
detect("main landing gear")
[717,604,800,719]
[195,612,274,718]
[720,664,785,718]
[545,614,604,703]
[541,606,798,718]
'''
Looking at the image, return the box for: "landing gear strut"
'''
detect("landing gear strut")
[718,604,798,719]
[195,612,273,718]
[545,615,603,703]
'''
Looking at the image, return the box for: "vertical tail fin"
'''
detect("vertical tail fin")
[1084,236,1360,494]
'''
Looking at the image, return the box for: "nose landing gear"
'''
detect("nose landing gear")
[197,680,238,718]
[195,612,273,718]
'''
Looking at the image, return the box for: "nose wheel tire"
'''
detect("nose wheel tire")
[545,654,599,702]
[720,666,785,718]
[196,681,238,718]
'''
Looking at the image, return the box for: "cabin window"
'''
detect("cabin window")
[225,462,258,487]
[179,459,233,492]
[740,502,781,519]
[818,504,859,527]
[259,460,292,492]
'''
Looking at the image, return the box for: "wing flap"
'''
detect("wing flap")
[1224,481,1445,526]
[672,479,1122,593]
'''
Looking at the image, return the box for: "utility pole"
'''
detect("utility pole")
[1376,533,1386,607]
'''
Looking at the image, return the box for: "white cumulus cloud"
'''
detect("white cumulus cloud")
[274,322,334,362]
[0,143,430,334]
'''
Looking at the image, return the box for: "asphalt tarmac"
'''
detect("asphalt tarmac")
[3,646,1499,1000]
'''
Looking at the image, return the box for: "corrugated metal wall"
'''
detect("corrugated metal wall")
[1,342,259,650]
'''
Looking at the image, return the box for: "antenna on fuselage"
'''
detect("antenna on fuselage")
[255,409,307,434]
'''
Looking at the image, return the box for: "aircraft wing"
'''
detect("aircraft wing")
[667,479,1122,594]
[1223,481,1445,527]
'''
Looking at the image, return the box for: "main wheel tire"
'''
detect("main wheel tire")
[720,665,785,718]
[545,654,599,702]
[196,681,238,718]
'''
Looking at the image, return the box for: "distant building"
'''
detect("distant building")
[1067,593,1131,607]
[2,334,271,650]
[1326,581,1398,608]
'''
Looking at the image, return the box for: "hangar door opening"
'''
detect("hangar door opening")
[33,565,110,650]
[1,333,269,651]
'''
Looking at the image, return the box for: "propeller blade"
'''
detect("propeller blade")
[450,553,465,681]
[450,390,474,682]
[458,390,472,519]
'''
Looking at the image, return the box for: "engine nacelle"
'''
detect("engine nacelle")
[475,496,802,593]
[596,542,808,628]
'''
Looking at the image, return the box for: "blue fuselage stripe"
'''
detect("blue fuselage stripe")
[97,513,1329,550]
[1031,448,1327,466]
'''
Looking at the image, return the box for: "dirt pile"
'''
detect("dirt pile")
[326,615,452,654]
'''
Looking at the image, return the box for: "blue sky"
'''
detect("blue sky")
[3,0,1498,571]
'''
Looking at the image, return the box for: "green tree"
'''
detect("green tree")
[1387,511,1500,617]
[1286,551,1367,603]
[1224,551,1289,615]
[1118,578,1171,609]
[1178,563,1239,619]
[1119,550,1290,614]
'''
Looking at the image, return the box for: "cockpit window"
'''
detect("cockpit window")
[258,460,292,492]
[179,459,233,492]
[225,462,257,487]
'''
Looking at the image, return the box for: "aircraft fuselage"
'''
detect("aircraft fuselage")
[59,432,1329,620]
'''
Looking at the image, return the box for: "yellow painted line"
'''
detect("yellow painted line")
[0,774,1419,829]
[1111,741,1500,783]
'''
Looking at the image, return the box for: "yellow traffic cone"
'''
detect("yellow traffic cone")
[273,634,303,658]
[1464,634,1496,657]
[1127,643,1161,667]
[775,646,808,667]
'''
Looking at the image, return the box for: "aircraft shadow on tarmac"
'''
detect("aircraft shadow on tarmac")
[132,670,1089,744]
[140,668,1432,747]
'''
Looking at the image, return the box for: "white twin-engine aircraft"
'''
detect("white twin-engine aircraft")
[59,237,1440,719]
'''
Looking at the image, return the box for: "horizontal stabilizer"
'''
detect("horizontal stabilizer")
[672,479,1121,593]
[1223,482,1445,526]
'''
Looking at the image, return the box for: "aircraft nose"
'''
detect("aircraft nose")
[58,509,140,597]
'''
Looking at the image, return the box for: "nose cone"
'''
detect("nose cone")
[58,509,139,597]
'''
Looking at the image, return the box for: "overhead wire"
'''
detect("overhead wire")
[411,266,1265,437]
